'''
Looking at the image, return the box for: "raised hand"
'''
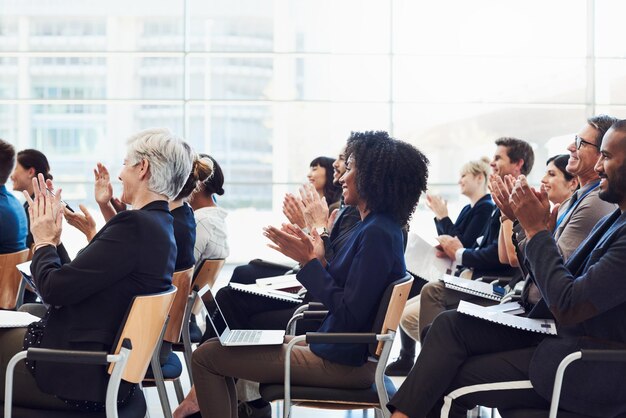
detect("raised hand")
[23,173,63,247]
[64,204,97,242]
[426,194,448,220]
[509,175,550,240]
[264,223,325,266]
[93,163,113,206]
[282,193,306,228]
[489,174,516,221]
[300,183,329,229]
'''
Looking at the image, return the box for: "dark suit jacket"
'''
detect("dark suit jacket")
[29,200,176,403]
[435,194,493,248]
[461,207,516,279]
[525,209,626,417]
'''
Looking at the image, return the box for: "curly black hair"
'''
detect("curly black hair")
[309,156,341,206]
[344,131,429,227]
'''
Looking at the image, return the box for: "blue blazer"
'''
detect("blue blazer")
[30,200,176,403]
[435,194,493,248]
[297,212,406,367]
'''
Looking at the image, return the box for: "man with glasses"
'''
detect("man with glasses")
[555,115,618,258]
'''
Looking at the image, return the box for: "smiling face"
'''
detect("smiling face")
[332,149,347,185]
[118,156,143,205]
[595,128,626,208]
[490,145,521,178]
[541,161,576,205]
[566,123,601,182]
[307,164,327,195]
[339,154,360,207]
[458,171,483,197]
[10,163,34,194]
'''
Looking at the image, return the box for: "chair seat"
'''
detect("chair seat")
[260,375,396,406]
[2,387,146,418]
[144,351,182,379]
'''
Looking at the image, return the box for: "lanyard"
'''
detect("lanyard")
[553,181,600,234]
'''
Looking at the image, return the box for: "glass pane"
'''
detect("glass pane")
[394,56,586,103]
[188,55,390,101]
[393,0,586,57]
[0,0,184,52]
[596,59,626,105]
[595,0,626,57]
[393,104,587,185]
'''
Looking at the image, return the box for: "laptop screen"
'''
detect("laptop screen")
[202,287,229,337]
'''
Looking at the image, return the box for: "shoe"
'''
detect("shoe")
[385,355,415,376]
[237,401,271,418]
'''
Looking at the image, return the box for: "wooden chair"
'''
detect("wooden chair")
[174,258,226,386]
[4,286,177,418]
[259,273,413,418]
[0,249,30,310]
[143,267,193,417]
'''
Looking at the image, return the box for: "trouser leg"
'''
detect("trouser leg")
[192,337,376,417]
[388,310,544,417]
[400,295,421,342]
[0,328,74,410]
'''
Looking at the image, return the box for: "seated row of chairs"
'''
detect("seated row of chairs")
[2,249,623,418]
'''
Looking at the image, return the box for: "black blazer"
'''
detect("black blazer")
[526,209,626,417]
[30,200,176,403]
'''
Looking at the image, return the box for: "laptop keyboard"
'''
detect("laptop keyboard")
[228,329,263,344]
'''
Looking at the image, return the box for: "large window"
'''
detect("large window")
[1,0,625,262]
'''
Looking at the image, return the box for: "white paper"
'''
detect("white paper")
[255,274,301,291]
[0,311,41,328]
[457,300,557,335]
[441,274,502,301]
[16,260,32,276]
[404,232,453,282]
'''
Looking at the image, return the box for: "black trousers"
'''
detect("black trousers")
[388,310,549,418]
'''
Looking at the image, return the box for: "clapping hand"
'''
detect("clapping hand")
[426,194,448,220]
[435,235,464,261]
[264,223,325,266]
[23,174,63,248]
[509,175,552,240]
[282,193,306,228]
[94,163,113,206]
[64,204,97,242]
[489,174,517,220]
[300,183,329,229]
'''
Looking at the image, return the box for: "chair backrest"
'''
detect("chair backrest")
[0,249,30,309]
[108,286,177,383]
[192,258,225,289]
[163,267,194,343]
[370,273,413,357]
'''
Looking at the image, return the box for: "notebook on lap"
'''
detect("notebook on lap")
[199,285,285,346]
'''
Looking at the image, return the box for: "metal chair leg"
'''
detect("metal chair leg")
[174,377,185,404]
[150,353,173,418]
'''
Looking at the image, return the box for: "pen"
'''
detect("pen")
[46,188,75,213]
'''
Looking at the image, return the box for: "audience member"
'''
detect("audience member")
[0,128,193,412]
[388,120,626,418]
[189,154,229,266]
[386,157,495,376]
[186,131,429,418]
[0,139,27,254]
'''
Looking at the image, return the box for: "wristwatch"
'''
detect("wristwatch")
[314,226,330,237]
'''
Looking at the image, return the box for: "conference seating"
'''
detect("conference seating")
[259,273,413,418]
[3,285,177,418]
[0,249,30,310]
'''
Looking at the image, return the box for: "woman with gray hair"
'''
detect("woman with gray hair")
[0,128,193,413]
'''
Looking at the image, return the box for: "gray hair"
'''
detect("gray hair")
[126,128,194,200]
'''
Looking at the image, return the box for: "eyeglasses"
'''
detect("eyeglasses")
[575,135,599,150]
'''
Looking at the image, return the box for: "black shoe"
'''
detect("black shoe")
[237,401,271,418]
[385,355,415,376]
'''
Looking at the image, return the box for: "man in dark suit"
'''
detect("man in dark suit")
[387,121,626,418]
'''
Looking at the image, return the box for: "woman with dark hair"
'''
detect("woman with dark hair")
[189,154,229,266]
[541,154,578,206]
[308,156,341,210]
[11,149,54,248]
[187,131,429,418]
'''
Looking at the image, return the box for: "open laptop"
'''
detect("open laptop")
[199,285,285,346]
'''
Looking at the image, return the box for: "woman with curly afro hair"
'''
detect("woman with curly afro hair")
[187,131,429,418]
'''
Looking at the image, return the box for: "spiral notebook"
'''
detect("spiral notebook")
[229,282,303,304]
[457,300,557,335]
[441,274,503,301]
